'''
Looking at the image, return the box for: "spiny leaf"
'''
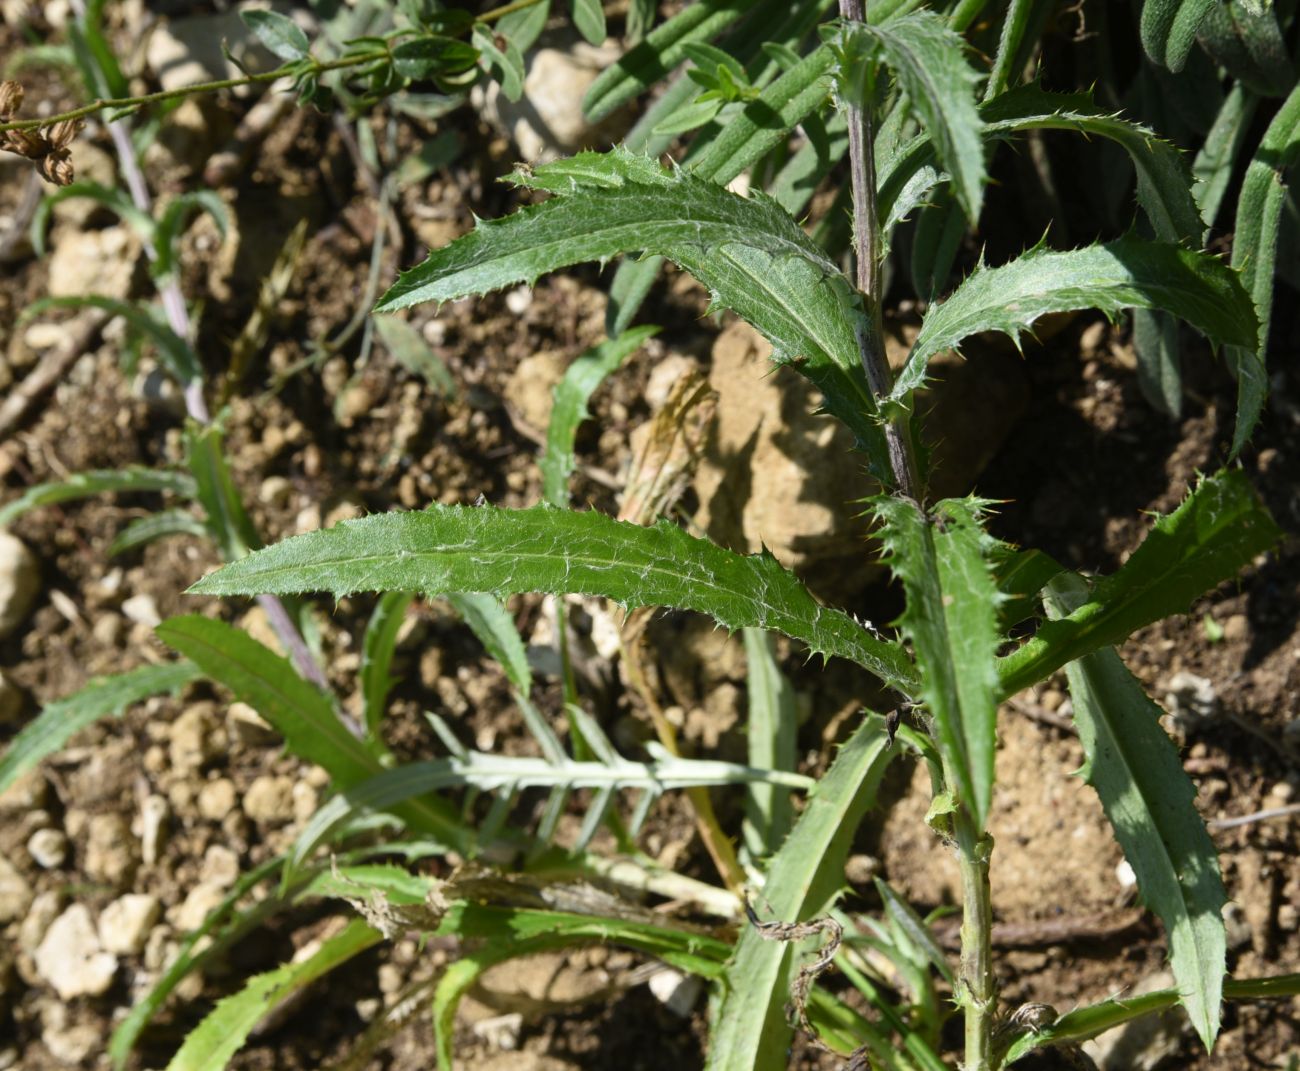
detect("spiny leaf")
[1227,81,1300,457]
[873,497,1000,828]
[0,467,196,528]
[188,504,917,694]
[0,661,200,796]
[836,12,986,222]
[708,716,896,1071]
[1045,574,1226,1050]
[164,918,381,1071]
[892,236,1257,401]
[376,149,888,469]
[998,469,1280,697]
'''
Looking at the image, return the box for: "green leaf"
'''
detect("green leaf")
[23,296,201,386]
[164,918,380,1071]
[1227,80,1300,457]
[873,497,1000,828]
[991,545,1064,633]
[1197,0,1294,97]
[1044,574,1226,1050]
[156,616,470,851]
[542,327,657,507]
[359,591,415,743]
[891,236,1258,401]
[496,0,551,52]
[240,9,311,61]
[373,313,457,395]
[1132,308,1183,418]
[108,508,210,557]
[392,35,479,80]
[0,468,196,528]
[189,504,918,693]
[708,716,896,1071]
[447,592,532,694]
[741,628,797,857]
[571,0,606,45]
[583,0,750,122]
[0,661,200,796]
[837,12,986,222]
[1193,84,1260,232]
[377,149,889,469]
[31,180,154,256]
[187,424,261,562]
[472,23,525,101]
[998,469,1280,698]
[153,191,230,282]
[1141,0,1216,71]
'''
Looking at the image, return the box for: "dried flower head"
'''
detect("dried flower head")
[0,80,83,187]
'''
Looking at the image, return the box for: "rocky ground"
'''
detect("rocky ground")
[1,4,1299,1071]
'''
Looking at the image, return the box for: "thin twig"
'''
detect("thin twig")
[1210,803,1300,832]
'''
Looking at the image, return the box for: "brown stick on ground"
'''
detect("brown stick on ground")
[0,310,109,440]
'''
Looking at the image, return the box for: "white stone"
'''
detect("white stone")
[26,828,68,869]
[140,794,170,866]
[227,701,276,746]
[19,890,62,954]
[98,894,161,955]
[199,845,240,889]
[170,705,218,770]
[34,904,118,1000]
[170,881,227,933]
[121,592,161,627]
[1115,859,1137,888]
[0,853,32,923]
[0,531,39,640]
[242,774,294,825]
[647,967,702,1017]
[85,813,136,885]
[47,224,138,300]
[197,777,237,821]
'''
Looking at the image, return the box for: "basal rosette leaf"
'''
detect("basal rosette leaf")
[189,504,917,694]
[376,149,888,469]
[892,237,1257,400]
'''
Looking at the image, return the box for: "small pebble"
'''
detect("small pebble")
[170,705,219,771]
[242,774,294,825]
[98,894,161,955]
[0,853,33,923]
[34,904,118,1000]
[200,845,241,889]
[227,701,277,746]
[140,794,170,866]
[1116,859,1137,888]
[26,828,68,869]
[86,814,137,886]
[198,778,238,821]
[121,592,161,627]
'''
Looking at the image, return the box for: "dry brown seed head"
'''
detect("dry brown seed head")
[0,80,23,122]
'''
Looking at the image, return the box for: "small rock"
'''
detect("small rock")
[91,612,124,647]
[259,475,292,507]
[85,813,137,886]
[1115,859,1137,888]
[34,904,118,1000]
[647,967,703,1017]
[227,700,276,746]
[19,891,63,954]
[0,768,46,813]
[200,845,240,889]
[121,592,161,628]
[26,828,68,869]
[242,774,294,825]
[170,704,219,771]
[140,794,170,865]
[323,496,365,529]
[0,854,33,923]
[0,531,39,639]
[47,224,138,299]
[98,894,161,956]
[170,881,227,933]
[38,1001,100,1065]
[504,350,567,432]
[197,777,237,821]
[1222,613,1249,642]
[292,780,319,823]
[1163,672,1219,734]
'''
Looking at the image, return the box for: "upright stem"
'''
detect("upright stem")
[836,4,996,1067]
[837,0,922,502]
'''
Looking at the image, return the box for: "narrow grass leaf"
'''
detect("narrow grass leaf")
[708,716,896,1071]
[1227,81,1300,456]
[447,592,532,694]
[873,497,1000,828]
[108,509,209,556]
[892,237,1257,401]
[542,327,658,507]
[187,424,261,561]
[741,628,797,858]
[1045,574,1226,1049]
[31,180,153,255]
[188,505,918,693]
[0,468,196,528]
[156,615,469,850]
[164,918,380,1071]
[837,13,985,221]
[0,661,199,796]
[376,148,887,466]
[998,469,1280,697]
[360,590,415,742]
[1141,0,1216,71]
[373,314,457,395]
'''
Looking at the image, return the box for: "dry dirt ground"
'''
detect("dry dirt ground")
[1,8,1299,1071]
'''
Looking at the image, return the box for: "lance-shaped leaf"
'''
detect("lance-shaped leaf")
[891,236,1257,401]
[0,661,200,796]
[189,505,917,694]
[708,716,895,1071]
[1227,81,1300,457]
[0,467,196,528]
[878,86,1204,250]
[375,149,888,468]
[359,590,415,741]
[1045,574,1226,1050]
[872,497,1000,828]
[836,12,985,222]
[1141,0,1216,71]
[998,469,1280,697]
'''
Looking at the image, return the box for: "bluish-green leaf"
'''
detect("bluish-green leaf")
[708,716,896,1071]
[571,0,607,45]
[240,9,310,61]
[188,505,918,693]
[873,497,1000,828]
[447,592,531,695]
[998,469,1280,697]
[1133,308,1182,418]
[0,661,200,796]
[741,628,797,857]
[392,35,479,80]
[892,237,1258,401]
[1045,574,1226,1050]
[0,468,196,528]
[472,23,525,102]
[542,327,657,507]
[108,509,210,557]
[377,149,888,468]
[1193,84,1259,232]
[373,313,457,395]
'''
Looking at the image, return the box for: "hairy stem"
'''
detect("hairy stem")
[955,815,996,1071]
